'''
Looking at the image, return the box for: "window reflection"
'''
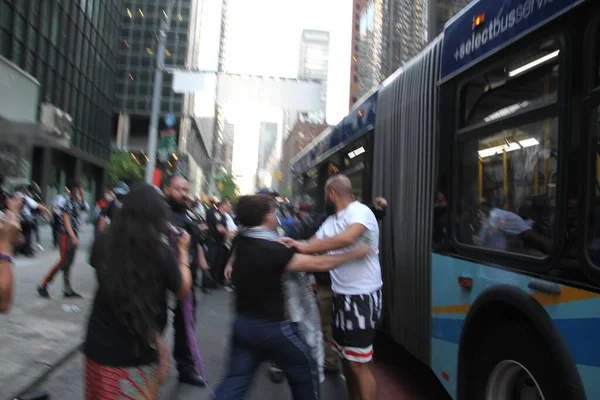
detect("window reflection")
[457,118,558,257]
[462,41,559,127]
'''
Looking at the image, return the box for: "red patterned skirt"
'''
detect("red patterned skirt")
[84,357,160,400]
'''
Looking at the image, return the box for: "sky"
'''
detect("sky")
[194,0,353,194]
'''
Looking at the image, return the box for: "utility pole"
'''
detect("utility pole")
[145,0,177,184]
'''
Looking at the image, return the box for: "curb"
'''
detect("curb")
[4,341,83,400]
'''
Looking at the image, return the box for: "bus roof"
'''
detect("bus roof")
[440,0,585,82]
[291,90,378,174]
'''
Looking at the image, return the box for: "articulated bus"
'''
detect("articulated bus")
[290,0,600,398]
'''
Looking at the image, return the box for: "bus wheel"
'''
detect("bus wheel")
[467,321,570,400]
[485,360,544,400]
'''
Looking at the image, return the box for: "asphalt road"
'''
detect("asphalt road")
[31,288,450,400]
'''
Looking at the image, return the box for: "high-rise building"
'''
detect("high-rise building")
[0,0,120,202]
[356,0,388,100]
[298,29,329,124]
[429,0,473,40]
[356,0,430,99]
[281,122,330,195]
[256,121,278,189]
[113,1,199,150]
[219,121,234,174]
[349,0,368,108]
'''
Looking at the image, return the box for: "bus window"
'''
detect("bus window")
[457,118,558,256]
[588,107,600,264]
[596,25,600,87]
[461,40,559,127]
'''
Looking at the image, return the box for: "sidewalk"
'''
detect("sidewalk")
[0,225,96,400]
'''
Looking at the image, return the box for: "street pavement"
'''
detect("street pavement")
[8,226,450,400]
[0,224,96,400]
[30,288,450,400]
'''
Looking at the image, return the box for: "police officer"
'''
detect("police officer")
[162,174,207,387]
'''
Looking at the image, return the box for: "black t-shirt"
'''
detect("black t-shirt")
[84,233,182,367]
[206,208,226,245]
[232,237,296,321]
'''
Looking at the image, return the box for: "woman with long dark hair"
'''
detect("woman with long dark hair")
[84,183,192,400]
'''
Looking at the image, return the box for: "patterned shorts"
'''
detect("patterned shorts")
[331,289,382,363]
[84,357,160,400]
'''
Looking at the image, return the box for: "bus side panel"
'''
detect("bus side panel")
[372,36,443,366]
[431,253,600,399]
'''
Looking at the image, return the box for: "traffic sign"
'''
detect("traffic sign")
[164,113,176,128]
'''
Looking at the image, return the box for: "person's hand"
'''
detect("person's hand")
[178,231,191,252]
[279,238,308,253]
[375,197,387,210]
[199,222,209,231]
[224,264,233,280]
[354,243,372,258]
[71,236,79,247]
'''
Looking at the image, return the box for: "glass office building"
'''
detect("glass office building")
[0,0,120,202]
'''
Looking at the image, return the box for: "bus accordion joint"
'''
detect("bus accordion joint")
[458,276,473,290]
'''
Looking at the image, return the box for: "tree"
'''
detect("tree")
[215,172,240,201]
[108,151,145,186]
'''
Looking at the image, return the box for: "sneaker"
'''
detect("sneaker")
[36,244,44,251]
[64,291,83,299]
[37,285,50,298]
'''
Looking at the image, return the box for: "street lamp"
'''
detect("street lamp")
[144,0,177,184]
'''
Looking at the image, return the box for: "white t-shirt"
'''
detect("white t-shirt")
[316,201,382,295]
[477,208,532,251]
[225,213,238,233]
[17,192,38,217]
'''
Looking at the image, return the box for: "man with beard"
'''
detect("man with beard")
[162,174,207,387]
[281,174,382,400]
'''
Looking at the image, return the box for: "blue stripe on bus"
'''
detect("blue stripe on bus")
[432,317,600,368]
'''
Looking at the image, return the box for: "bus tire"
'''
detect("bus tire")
[466,319,571,400]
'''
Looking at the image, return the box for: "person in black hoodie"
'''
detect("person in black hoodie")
[162,174,207,387]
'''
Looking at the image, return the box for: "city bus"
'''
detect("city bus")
[290,0,600,398]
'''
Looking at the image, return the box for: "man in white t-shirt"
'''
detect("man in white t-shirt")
[281,174,382,400]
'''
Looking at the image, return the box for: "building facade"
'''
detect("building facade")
[298,29,329,125]
[429,0,473,40]
[219,121,234,174]
[349,0,368,108]
[281,122,329,195]
[355,0,429,99]
[0,0,119,203]
[255,121,278,190]
[114,0,212,194]
[355,0,468,99]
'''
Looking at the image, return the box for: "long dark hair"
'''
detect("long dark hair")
[101,183,170,354]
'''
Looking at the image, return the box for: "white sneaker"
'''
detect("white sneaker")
[37,244,44,251]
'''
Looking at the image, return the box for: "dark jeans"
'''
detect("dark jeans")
[215,314,319,400]
[208,243,229,285]
[41,233,77,292]
[173,286,197,376]
[52,215,60,247]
